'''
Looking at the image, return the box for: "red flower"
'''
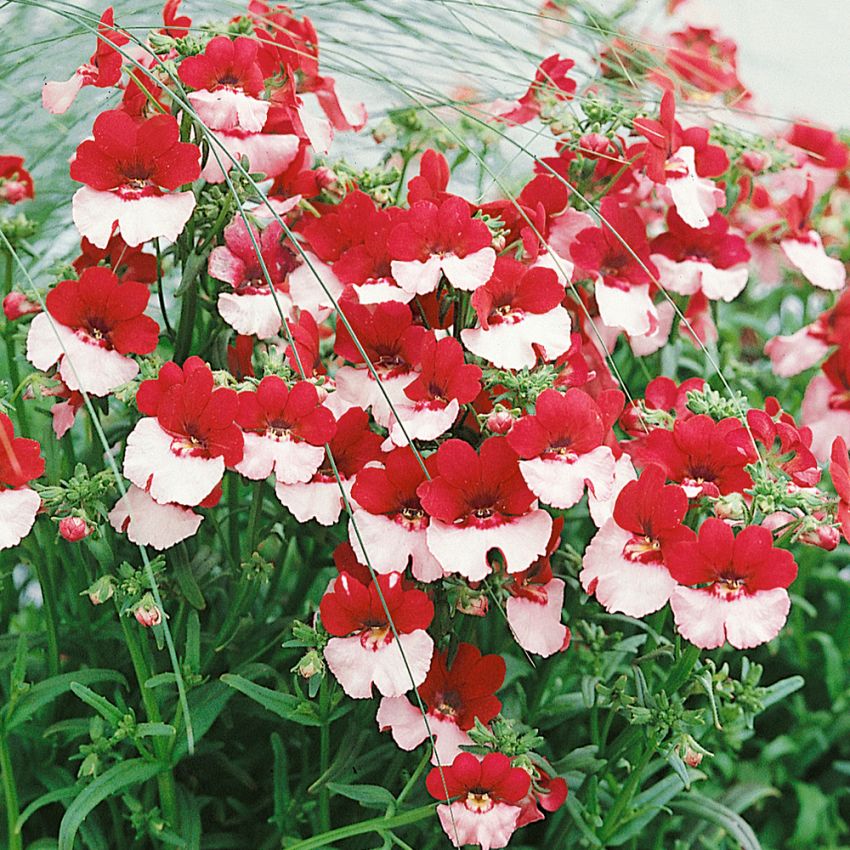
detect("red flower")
[45,267,159,355]
[0,156,34,204]
[3,293,40,322]
[137,358,244,465]
[571,198,657,289]
[418,437,535,524]
[73,234,158,284]
[178,35,264,96]
[0,413,44,489]
[417,643,505,731]
[161,0,191,38]
[502,54,576,124]
[237,377,335,444]
[664,27,748,101]
[787,122,849,170]
[628,415,754,499]
[208,218,295,294]
[830,437,850,543]
[651,208,750,269]
[426,752,530,804]
[404,335,482,407]
[316,407,384,480]
[71,110,200,194]
[670,519,797,591]
[320,571,434,639]
[620,375,704,437]
[407,149,450,204]
[351,447,435,519]
[334,301,426,371]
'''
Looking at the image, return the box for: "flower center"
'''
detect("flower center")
[465,791,494,814]
[622,535,662,564]
[360,625,393,651]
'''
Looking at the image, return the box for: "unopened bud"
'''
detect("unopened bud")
[485,408,515,435]
[741,150,771,173]
[3,292,41,321]
[456,591,489,617]
[84,575,115,606]
[0,179,29,205]
[798,521,840,551]
[292,649,324,679]
[134,594,162,628]
[713,492,747,522]
[59,516,92,542]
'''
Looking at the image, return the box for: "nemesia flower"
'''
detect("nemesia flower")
[515,768,568,829]
[386,335,482,447]
[417,437,553,581]
[802,345,850,461]
[663,26,748,102]
[26,267,159,396]
[786,122,849,195]
[779,181,846,291]
[235,377,336,484]
[320,570,434,698]
[461,258,571,370]
[505,518,570,657]
[70,110,200,248]
[349,447,441,582]
[830,436,850,543]
[377,642,505,764]
[426,752,530,850]
[407,148,450,204]
[124,358,243,506]
[208,217,296,338]
[160,0,191,37]
[274,407,382,525]
[633,90,729,228]
[198,123,301,184]
[667,518,798,650]
[42,8,129,114]
[500,54,576,124]
[628,414,754,498]
[620,375,705,438]
[0,156,34,204]
[650,208,750,302]
[388,196,495,294]
[581,465,689,617]
[178,36,269,133]
[571,198,659,336]
[0,413,44,550]
[108,484,203,550]
[506,387,623,510]
[72,234,157,284]
[332,301,426,425]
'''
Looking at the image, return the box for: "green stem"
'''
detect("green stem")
[318,677,331,832]
[119,616,179,827]
[396,748,430,807]
[0,730,23,850]
[154,239,175,341]
[227,475,240,565]
[31,529,60,677]
[2,252,29,436]
[598,737,656,844]
[286,803,436,850]
[246,480,265,555]
[173,269,198,363]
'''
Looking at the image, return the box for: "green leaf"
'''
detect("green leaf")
[135,722,176,738]
[326,782,395,810]
[760,675,805,709]
[671,792,762,850]
[58,759,165,850]
[144,673,177,690]
[16,786,78,834]
[220,674,323,727]
[69,683,124,725]
[174,554,206,610]
[8,670,127,731]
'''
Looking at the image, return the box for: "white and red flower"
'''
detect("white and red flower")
[505,518,570,657]
[461,258,571,370]
[426,752,530,850]
[650,208,749,302]
[571,198,659,337]
[349,447,441,582]
[274,406,382,525]
[70,110,200,248]
[209,216,296,338]
[386,335,481,447]
[124,358,243,506]
[581,464,690,617]
[235,377,335,484]
[42,8,129,114]
[418,437,552,581]
[802,346,850,461]
[667,518,798,650]
[26,267,159,396]
[108,484,204,550]
[320,569,434,699]
[178,35,270,133]
[0,413,44,551]
[388,196,495,295]
[507,387,622,510]
[377,642,505,764]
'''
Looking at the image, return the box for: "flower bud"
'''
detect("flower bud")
[84,575,115,606]
[798,520,840,551]
[0,179,29,205]
[59,516,92,542]
[485,408,515,435]
[456,591,489,617]
[292,649,325,679]
[712,492,747,522]
[134,594,162,628]
[3,292,41,321]
[741,150,771,173]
